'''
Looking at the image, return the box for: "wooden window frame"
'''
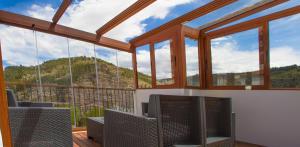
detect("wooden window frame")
[133,44,153,89]
[203,5,300,90]
[182,36,201,89]
[205,23,267,90]
[133,25,181,89]
[153,37,177,89]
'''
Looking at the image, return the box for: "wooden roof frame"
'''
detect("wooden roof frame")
[52,0,72,24]
[96,0,156,37]
[130,0,238,44]
[0,10,131,52]
[198,0,288,32]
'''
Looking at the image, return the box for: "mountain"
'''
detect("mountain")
[4,57,300,89]
[4,56,152,89]
[270,65,300,88]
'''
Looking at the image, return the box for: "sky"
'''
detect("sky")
[0,0,300,79]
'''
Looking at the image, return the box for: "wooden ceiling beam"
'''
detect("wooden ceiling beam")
[0,10,132,52]
[198,0,288,32]
[130,0,237,43]
[52,0,72,24]
[96,0,156,36]
[182,25,199,39]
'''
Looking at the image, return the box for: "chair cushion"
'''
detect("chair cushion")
[7,89,18,107]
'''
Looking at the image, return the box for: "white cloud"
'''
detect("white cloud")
[185,45,199,76]
[0,0,195,69]
[105,0,195,41]
[27,4,56,20]
[270,46,300,68]
[211,37,300,74]
[1,0,300,80]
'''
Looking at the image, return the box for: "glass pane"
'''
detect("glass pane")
[154,40,174,85]
[187,0,263,28]
[68,40,95,87]
[136,45,152,88]
[209,1,300,31]
[1,0,62,21]
[116,51,134,89]
[94,46,120,88]
[269,14,300,88]
[34,32,72,106]
[1,26,42,102]
[185,37,200,87]
[211,28,263,86]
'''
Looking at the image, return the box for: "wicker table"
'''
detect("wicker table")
[87,117,104,145]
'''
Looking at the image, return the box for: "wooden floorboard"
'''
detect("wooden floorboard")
[73,131,100,147]
[72,131,263,147]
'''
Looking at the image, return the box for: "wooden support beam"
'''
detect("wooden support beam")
[0,42,13,147]
[130,0,237,43]
[96,0,156,36]
[182,25,199,39]
[198,0,288,32]
[52,0,72,24]
[0,10,132,52]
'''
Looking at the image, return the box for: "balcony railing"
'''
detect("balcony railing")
[6,82,135,127]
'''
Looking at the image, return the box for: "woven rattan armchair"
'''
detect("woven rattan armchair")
[104,109,160,147]
[203,97,235,147]
[104,95,205,147]
[7,89,73,147]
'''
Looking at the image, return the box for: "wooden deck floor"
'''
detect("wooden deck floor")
[72,131,263,147]
[73,131,100,147]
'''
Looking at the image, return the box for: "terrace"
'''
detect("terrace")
[0,0,300,147]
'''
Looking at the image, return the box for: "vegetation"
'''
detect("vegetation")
[5,57,300,89]
[4,56,152,89]
[270,65,300,88]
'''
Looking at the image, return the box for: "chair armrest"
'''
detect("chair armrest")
[18,101,53,107]
[9,107,73,147]
[104,109,161,147]
[231,112,236,143]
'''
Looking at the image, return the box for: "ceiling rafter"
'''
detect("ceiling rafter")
[198,0,288,32]
[52,0,72,24]
[96,0,156,37]
[0,10,132,52]
[130,0,237,43]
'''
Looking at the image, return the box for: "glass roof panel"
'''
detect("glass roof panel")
[57,0,138,34]
[0,0,62,21]
[210,1,300,31]
[104,0,212,41]
[186,0,265,28]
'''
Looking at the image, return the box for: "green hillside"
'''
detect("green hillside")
[4,56,152,89]
[4,57,300,89]
[270,65,300,88]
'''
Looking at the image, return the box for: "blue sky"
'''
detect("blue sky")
[0,0,300,76]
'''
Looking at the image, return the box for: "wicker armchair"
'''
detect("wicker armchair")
[7,89,73,147]
[104,109,160,147]
[105,95,204,147]
[203,97,235,147]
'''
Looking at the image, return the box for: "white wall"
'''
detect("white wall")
[0,128,3,147]
[135,89,300,147]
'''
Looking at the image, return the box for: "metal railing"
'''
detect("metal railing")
[6,82,135,127]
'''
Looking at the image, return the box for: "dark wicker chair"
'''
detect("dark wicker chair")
[105,95,205,147]
[104,109,159,147]
[7,89,73,147]
[204,97,235,147]
[148,95,204,147]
